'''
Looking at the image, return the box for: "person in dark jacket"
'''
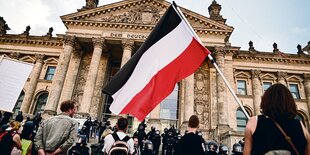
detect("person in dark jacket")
[0,112,12,127]
[178,115,204,155]
[15,111,24,122]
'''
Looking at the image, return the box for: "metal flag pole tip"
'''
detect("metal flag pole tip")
[172,1,177,7]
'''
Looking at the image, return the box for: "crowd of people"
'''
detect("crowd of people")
[0,83,310,155]
[0,111,42,155]
[0,109,242,155]
[98,116,244,155]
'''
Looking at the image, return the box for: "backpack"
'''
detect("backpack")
[108,132,130,155]
[0,131,8,141]
[0,131,16,154]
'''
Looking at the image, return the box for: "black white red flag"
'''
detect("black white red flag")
[103,4,211,120]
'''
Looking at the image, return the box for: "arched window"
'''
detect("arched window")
[236,108,250,131]
[13,91,25,116]
[160,84,179,120]
[34,92,48,114]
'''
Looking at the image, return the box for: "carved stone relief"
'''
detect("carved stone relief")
[194,62,210,130]
[122,39,135,51]
[10,52,20,59]
[35,54,45,63]
[304,73,310,83]
[304,73,310,96]
[64,36,77,47]
[101,4,161,25]
[277,71,287,80]
[251,70,261,79]
[93,38,107,50]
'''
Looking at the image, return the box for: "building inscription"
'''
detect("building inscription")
[108,32,148,40]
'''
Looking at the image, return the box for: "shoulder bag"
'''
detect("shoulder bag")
[270,118,300,155]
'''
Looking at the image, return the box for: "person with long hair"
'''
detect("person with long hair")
[0,121,22,154]
[244,83,310,155]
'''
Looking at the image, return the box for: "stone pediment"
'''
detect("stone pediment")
[234,71,251,79]
[19,55,35,63]
[287,75,303,82]
[260,73,277,81]
[61,0,233,34]
[100,4,161,25]
[44,57,58,64]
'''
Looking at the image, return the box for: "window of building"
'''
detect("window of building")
[263,82,272,92]
[103,64,120,118]
[13,91,25,116]
[44,66,56,80]
[160,84,179,120]
[34,93,48,114]
[289,84,300,99]
[236,108,249,131]
[237,80,247,95]
[103,95,113,118]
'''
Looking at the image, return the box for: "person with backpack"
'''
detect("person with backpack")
[102,117,134,155]
[0,121,22,155]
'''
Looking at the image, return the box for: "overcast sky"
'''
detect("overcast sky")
[0,0,309,54]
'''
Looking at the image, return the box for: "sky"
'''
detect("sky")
[0,0,309,54]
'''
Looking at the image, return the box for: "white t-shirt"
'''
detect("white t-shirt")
[102,131,134,154]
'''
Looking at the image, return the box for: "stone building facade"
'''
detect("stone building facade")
[1,0,310,148]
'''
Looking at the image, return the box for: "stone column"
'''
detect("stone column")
[119,40,134,120]
[90,53,109,118]
[44,36,76,115]
[20,54,44,113]
[215,49,228,126]
[183,74,195,122]
[277,71,287,86]
[304,74,310,125]
[121,39,134,67]
[58,48,83,112]
[214,48,232,137]
[80,38,106,115]
[251,70,262,115]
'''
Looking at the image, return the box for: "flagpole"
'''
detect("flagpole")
[172,1,250,119]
